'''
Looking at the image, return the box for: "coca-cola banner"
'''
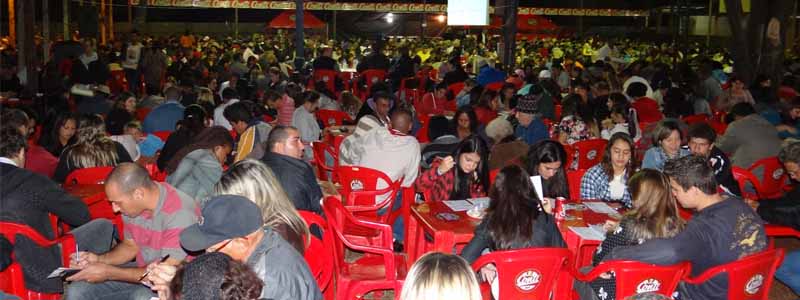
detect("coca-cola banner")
[126,0,647,16]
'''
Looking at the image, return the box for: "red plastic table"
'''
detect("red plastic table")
[405,201,481,267]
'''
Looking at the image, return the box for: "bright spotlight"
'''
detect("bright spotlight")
[436,14,446,23]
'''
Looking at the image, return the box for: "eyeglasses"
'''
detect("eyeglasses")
[208,239,232,253]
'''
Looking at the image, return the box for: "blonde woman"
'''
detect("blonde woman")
[54,114,133,183]
[399,252,481,300]
[582,169,686,300]
[213,159,309,254]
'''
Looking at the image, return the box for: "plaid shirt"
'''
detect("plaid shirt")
[579,165,632,207]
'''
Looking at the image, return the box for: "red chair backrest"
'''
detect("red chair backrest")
[400,77,421,103]
[571,139,607,170]
[573,261,690,299]
[681,114,709,125]
[471,248,572,300]
[748,157,788,199]
[485,81,504,92]
[312,69,338,93]
[566,169,587,199]
[316,109,353,127]
[489,169,500,186]
[143,162,168,182]
[0,222,76,299]
[312,141,337,181]
[708,120,728,135]
[135,108,152,121]
[684,248,785,300]
[554,104,562,121]
[64,166,115,185]
[731,166,762,200]
[334,166,402,224]
[322,197,400,283]
[152,130,172,142]
[447,82,466,97]
[298,211,335,296]
[360,69,387,94]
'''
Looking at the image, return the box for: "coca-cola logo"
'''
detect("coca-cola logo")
[745,274,764,295]
[515,269,542,292]
[587,150,597,160]
[636,278,661,293]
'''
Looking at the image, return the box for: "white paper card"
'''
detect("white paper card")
[530,176,544,199]
[469,197,490,207]
[583,202,620,216]
[443,200,473,212]
[568,226,606,241]
[47,267,80,278]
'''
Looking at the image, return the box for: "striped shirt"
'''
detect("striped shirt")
[277,94,295,126]
[123,182,199,266]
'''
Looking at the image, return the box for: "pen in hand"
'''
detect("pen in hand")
[139,254,170,281]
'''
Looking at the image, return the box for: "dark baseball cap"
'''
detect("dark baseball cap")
[180,195,263,252]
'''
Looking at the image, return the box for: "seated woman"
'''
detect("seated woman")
[580,132,636,207]
[157,104,209,171]
[165,126,233,203]
[527,140,570,199]
[601,99,641,142]
[473,90,499,126]
[452,108,479,140]
[642,119,690,171]
[105,92,136,136]
[213,159,309,254]
[53,114,133,183]
[460,165,565,297]
[38,112,78,158]
[399,252,481,300]
[415,135,490,201]
[555,94,594,145]
[581,169,686,300]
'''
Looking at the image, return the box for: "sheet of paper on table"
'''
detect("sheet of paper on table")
[443,200,476,212]
[469,197,490,207]
[583,201,621,217]
[529,176,544,199]
[568,225,606,241]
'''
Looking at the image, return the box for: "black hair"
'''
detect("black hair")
[180,104,208,136]
[727,102,755,123]
[485,165,545,250]
[626,82,648,98]
[451,108,479,134]
[1,108,29,135]
[0,128,27,159]
[221,87,238,100]
[38,111,78,157]
[450,135,490,200]
[223,101,254,125]
[527,140,570,198]
[427,115,453,141]
[266,125,297,152]
[687,122,717,144]
[663,155,718,195]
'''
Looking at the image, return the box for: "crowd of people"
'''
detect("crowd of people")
[1,27,800,300]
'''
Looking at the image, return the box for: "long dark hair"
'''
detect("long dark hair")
[450,135,489,200]
[38,111,77,157]
[451,108,479,133]
[178,104,208,136]
[486,165,544,250]
[527,140,569,198]
[600,132,637,181]
[165,126,233,174]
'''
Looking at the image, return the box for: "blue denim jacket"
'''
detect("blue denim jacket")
[642,146,691,171]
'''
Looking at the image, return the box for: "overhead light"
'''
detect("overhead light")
[386,12,395,23]
[436,14,446,23]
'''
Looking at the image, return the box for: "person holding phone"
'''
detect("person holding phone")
[415,135,489,201]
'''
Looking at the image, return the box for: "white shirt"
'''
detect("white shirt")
[213,98,240,130]
[291,106,321,160]
[622,75,655,99]
[609,174,625,200]
[0,157,18,166]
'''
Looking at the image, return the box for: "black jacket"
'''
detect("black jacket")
[0,163,90,293]
[356,53,390,73]
[757,186,800,230]
[261,152,323,215]
[460,213,566,264]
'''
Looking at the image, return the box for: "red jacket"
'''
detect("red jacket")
[631,97,663,124]
[474,106,498,126]
[418,93,451,117]
[24,144,58,178]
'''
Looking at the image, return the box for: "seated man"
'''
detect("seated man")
[421,115,460,169]
[65,163,199,300]
[582,155,768,300]
[260,125,323,215]
[684,122,741,196]
[142,87,185,133]
[0,128,109,294]
[514,93,549,145]
[754,141,800,295]
[148,195,322,300]
[224,100,273,162]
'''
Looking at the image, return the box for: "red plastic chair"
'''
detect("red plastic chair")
[684,248,785,300]
[152,130,172,142]
[135,108,152,121]
[447,82,466,98]
[316,110,353,128]
[312,69,338,93]
[322,197,406,300]
[573,261,690,299]
[334,166,402,225]
[484,82,504,92]
[471,248,572,300]
[748,157,789,199]
[399,77,421,104]
[554,104,563,121]
[298,211,335,300]
[566,169,587,199]
[731,166,762,201]
[0,222,77,299]
[358,69,387,99]
[489,169,500,186]
[571,139,608,170]
[681,114,709,125]
[63,166,115,185]
[143,162,168,182]
[312,141,338,181]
